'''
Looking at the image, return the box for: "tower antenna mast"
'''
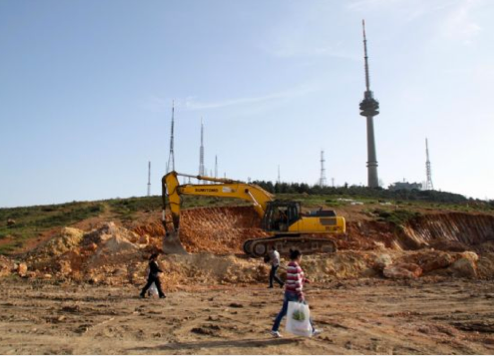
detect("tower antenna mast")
[199,118,205,176]
[320,150,327,186]
[359,20,380,188]
[425,138,434,190]
[166,100,176,173]
[147,161,151,196]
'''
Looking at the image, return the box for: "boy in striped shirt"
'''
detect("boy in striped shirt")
[271,249,321,338]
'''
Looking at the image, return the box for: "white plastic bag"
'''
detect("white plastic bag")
[285,301,312,337]
[148,282,159,298]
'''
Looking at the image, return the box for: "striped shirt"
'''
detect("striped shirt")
[285,261,305,298]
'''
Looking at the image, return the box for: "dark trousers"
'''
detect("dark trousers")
[140,276,165,297]
[269,265,284,288]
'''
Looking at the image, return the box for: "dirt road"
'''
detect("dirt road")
[0,278,493,354]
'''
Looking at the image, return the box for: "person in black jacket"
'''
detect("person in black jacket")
[139,253,166,299]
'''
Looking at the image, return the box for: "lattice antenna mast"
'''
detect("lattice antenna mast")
[215,155,218,178]
[166,100,176,173]
[147,161,151,196]
[320,150,327,186]
[425,138,434,190]
[277,165,281,184]
[199,118,205,176]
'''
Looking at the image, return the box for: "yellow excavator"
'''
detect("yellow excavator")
[161,171,346,257]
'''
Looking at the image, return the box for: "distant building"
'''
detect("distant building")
[388,181,422,191]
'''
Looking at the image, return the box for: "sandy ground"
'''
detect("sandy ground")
[1,279,494,355]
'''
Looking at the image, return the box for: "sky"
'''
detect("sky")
[1,0,493,208]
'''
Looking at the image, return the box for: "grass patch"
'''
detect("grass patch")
[373,208,421,226]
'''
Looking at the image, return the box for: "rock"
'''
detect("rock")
[7,219,16,227]
[383,263,422,279]
[17,263,28,277]
[402,250,456,273]
[461,251,479,263]
[0,256,15,277]
[138,235,150,245]
[374,254,393,271]
[450,258,477,278]
[229,303,244,308]
[84,243,98,252]
[43,274,52,279]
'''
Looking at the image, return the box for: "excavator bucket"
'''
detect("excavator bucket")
[162,231,188,255]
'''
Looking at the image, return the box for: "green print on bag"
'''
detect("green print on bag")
[292,309,306,321]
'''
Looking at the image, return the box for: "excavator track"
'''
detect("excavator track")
[243,235,337,257]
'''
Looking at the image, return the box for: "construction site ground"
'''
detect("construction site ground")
[1,278,494,355]
[1,196,494,354]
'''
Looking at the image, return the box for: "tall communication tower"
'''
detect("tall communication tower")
[199,118,205,176]
[215,155,218,178]
[319,150,327,187]
[425,138,434,190]
[147,161,151,196]
[359,20,380,188]
[166,101,176,173]
[277,165,281,184]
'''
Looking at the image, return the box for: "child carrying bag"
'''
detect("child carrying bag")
[285,301,312,337]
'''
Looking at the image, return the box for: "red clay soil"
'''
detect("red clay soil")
[131,206,494,255]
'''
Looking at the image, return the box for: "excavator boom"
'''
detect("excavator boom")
[162,171,274,253]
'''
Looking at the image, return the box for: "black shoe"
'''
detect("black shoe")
[280,284,284,289]
[159,295,167,299]
[267,286,273,289]
[139,294,145,299]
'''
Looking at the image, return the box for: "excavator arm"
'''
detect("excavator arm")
[162,171,274,235]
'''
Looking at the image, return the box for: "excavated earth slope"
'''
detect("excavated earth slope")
[2,206,494,285]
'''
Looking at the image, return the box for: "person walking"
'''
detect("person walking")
[270,249,321,338]
[140,253,166,299]
[268,246,284,289]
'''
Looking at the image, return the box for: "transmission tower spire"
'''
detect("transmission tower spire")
[359,20,380,188]
[215,155,218,178]
[147,161,151,196]
[320,150,327,187]
[277,165,281,184]
[199,118,205,176]
[425,138,434,190]
[166,100,176,173]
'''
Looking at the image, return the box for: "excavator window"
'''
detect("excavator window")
[262,201,301,232]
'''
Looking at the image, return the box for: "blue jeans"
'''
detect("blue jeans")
[272,292,314,332]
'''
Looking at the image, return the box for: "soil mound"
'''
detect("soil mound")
[5,208,494,285]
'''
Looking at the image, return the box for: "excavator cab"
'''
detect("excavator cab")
[262,201,301,233]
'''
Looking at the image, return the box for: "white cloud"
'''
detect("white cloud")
[140,83,320,113]
[182,83,319,111]
[439,0,482,44]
